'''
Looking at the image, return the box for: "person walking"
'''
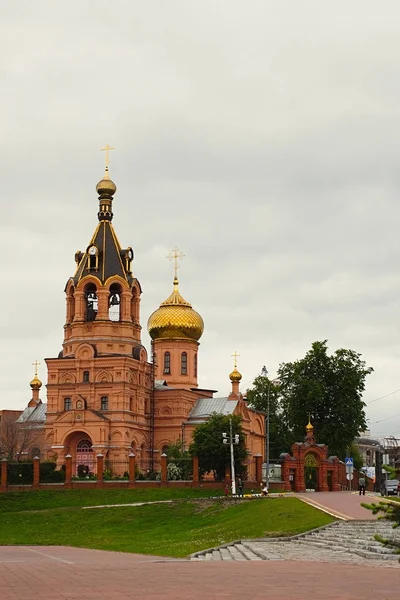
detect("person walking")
[237,478,244,497]
[358,475,366,496]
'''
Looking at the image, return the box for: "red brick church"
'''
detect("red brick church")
[17,154,265,479]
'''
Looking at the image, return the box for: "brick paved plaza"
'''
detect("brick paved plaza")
[0,545,398,600]
[1,493,398,598]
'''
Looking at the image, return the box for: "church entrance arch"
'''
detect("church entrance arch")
[63,431,95,476]
[304,452,319,491]
[76,438,94,477]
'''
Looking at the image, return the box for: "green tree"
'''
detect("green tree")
[165,440,192,480]
[277,340,373,460]
[189,414,248,481]
[246,374,292,457]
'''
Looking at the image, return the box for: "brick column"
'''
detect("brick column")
[254,454,262,484]
[65,455,72,489]
[192,455,199,485]
[129,453,136,487]
[0,458,8,492]
[161,453,167,484]
[33,456,40,489]
[320,464,329,492]
[97,454,104,486]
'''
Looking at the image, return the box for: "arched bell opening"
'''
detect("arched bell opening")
[109,283,122,321]
[84,283,98,322]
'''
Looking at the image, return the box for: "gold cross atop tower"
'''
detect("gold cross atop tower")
[32,360,40,377]
[101,144,115,171]
[231,351,240,369]
[167,246,185,279]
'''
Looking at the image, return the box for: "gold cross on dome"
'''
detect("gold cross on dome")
[167,246,185,279]
[32,360,40,377]
[101,144,115,170]
[231,351,240,369]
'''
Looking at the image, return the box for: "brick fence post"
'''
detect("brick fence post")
[192,455,199,485]
[254,454,262,484]
[33,456,40,490]
[65,454,72,489]
[129,453,136,488]
[161,453,167,484]
[97,454,104,487]
[0,458,8,492]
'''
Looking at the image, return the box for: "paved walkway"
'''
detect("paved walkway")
[0,546,398,599]
[297,491,379,520]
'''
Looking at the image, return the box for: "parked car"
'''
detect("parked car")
[380,479,399,496]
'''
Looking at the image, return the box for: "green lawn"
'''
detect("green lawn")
[0,487,223,513]
[0,496,334,557]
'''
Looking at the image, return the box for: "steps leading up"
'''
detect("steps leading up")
[190,520,400,562]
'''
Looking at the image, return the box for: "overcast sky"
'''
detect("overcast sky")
[1,1,400,439]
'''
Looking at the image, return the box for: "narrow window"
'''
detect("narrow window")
[64,397,72,411]
[194,353,197,377]
[164,352,171,375]
[181,352,188,375]
[83,371,89,383]
[101,396,109,411]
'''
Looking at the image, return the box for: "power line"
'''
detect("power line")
[371,411,400,424]
[366,387,400,404]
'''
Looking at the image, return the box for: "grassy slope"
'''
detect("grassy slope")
[0,487,223,513]
[0,497,334,557]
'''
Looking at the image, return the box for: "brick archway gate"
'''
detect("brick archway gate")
[280,422,344,492]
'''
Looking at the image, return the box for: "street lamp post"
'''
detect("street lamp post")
[266,383,271,494]
[261,366,279,494]
[222,418,240,495]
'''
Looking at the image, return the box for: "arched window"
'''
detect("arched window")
[194,353,197,377]
[161,445,169,455]
[164,352,171,375]
[83,371,89,383]
[181,352,188,375]
[109,283,121,322]
[84,283,98,322]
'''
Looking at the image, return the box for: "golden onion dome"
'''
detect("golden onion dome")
[96,169,117,196]
[147,277,204,341]
[30,375,42,390]
[306,420,313,432]
[229,367,242,383]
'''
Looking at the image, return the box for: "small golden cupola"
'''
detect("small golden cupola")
[30,360,42,390]
[305,417,315,441]
[147,247,203,389]
[29,360,42,407]
[229,351,242,398]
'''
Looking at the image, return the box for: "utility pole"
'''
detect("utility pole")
[266,383,271,494]
[222,418,240,495]
[261,366,280,494]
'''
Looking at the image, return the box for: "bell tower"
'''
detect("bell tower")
[63,145,142,356]
[44,150,152,466]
